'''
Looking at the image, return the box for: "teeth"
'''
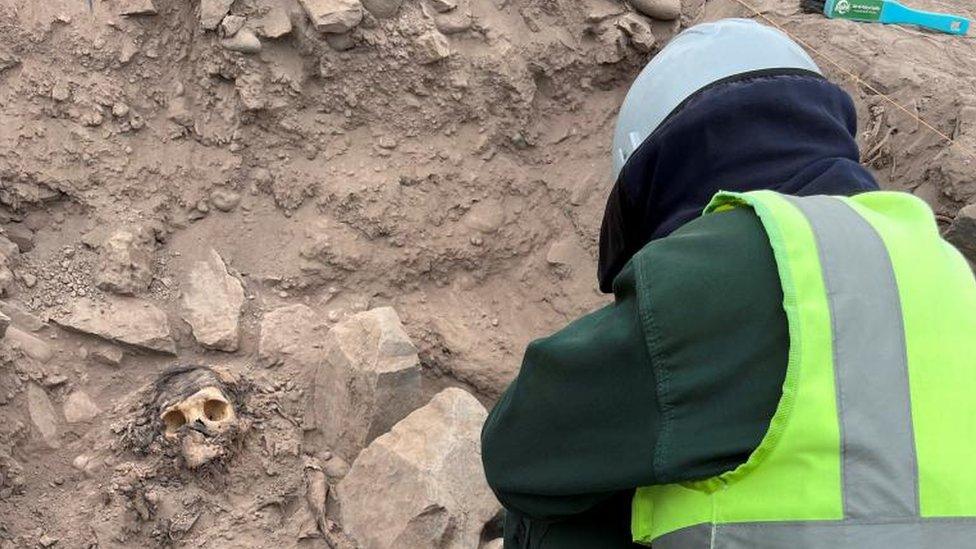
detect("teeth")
[154,367,239,467]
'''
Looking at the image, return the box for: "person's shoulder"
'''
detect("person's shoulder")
[622,206,782,340]
[631,207,771,278]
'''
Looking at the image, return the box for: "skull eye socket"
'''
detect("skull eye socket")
[204,399,230,422]
[162,410,187,434]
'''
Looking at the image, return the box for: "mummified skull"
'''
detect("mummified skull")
[153,366,240,468]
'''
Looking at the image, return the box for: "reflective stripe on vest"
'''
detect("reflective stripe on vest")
[631,191,976,547]
[786,196,918,519]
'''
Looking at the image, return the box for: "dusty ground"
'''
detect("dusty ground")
[0,0,974,546]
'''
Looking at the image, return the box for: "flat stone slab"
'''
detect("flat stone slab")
[56,297,175,354]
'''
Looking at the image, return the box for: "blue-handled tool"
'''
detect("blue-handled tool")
[801,0,970,35]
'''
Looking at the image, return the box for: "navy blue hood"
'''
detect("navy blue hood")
[598,72,880,293]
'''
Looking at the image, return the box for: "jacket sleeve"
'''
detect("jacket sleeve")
[480,260,661,525]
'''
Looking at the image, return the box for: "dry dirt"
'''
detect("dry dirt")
[0,0,974,546]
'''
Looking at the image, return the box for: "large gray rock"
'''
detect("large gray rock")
[946,204,976,263]
[179,250,244,352]
[0,310,9,339]
[56,297,175,354]
[95,228,155,296]
[338,388,500,549]
[312,307,422,462]
[299,0,363,33]
[27,383,59,448]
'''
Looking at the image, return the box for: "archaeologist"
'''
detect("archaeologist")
[481,17,976,548]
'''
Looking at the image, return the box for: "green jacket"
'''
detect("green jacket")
[481,207,789,548]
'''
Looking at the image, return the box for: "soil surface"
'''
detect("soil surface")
[1,0,974,546]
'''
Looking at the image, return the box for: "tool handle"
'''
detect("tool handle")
[882,1,970,35]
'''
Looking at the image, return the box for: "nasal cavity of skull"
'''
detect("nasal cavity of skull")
[163,409,187,435]
[204,399,230,422]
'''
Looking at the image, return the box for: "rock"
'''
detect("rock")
[221,14,247,36]
[200,0,235,29]
[72,454,90,471]
[4,327,53,363]
[322,454,350,480]
[312,307,423,462]
[0,301,45,332]
[63,391,100,423]
[629,0,680,20]
[426,0,456,13]
[41,372,67,388]
[484,540,503,549]
[0,310,8,339]
[415,31,451,64]
[617,13,656,53]
[337,388,499,549]
[27,383,59,448]
[221,27,262,53]
[595,24,627,64]
[4,225,35,253]
[51,81,70,102]
[179,250,244,352]
[253,0,294,38]
[19,271,36,288]
[56,297,176,354]
[259,304,328,368]
[463,200,505,233]
[210,189,241,212]
[947,204,976,263]
[119,0,157,15]
[362,0,401,19]
[112,102,130,117]
[433,0,471,34]
[299,0,363,33]
[545,237,587,269]
[0,235,19,263]
[72,454,100,477]
[91,344,124,366]
[95,228,154,296]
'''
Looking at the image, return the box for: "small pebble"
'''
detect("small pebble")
[210,189,241,212]
[112,102,130,117]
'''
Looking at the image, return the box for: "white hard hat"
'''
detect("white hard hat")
[611,18,822,181]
